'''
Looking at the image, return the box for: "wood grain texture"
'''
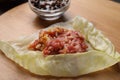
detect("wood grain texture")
[0,0,120,80]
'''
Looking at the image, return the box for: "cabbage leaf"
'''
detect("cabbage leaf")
[0,16,120,77]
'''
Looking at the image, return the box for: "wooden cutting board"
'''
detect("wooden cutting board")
[0,0,120,80]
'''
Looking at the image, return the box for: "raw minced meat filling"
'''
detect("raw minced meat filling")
[29,27,88,55]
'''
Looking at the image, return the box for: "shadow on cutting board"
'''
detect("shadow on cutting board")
[32,15,70,29]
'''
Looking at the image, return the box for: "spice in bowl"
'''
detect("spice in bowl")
[29,0,70,20]
[31,0,69,10]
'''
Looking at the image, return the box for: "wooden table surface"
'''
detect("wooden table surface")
[0,0,120,80]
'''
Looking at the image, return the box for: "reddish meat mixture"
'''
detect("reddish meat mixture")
[29,27,88,55]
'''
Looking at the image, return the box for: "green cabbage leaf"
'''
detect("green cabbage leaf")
[0,16,120,77]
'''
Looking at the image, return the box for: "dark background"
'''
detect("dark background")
[0,0,120,15]
[0,0,27,15]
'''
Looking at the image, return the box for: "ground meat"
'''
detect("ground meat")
[29,27,88,55]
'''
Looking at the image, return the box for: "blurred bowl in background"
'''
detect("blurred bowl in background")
[28,0,71,20]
